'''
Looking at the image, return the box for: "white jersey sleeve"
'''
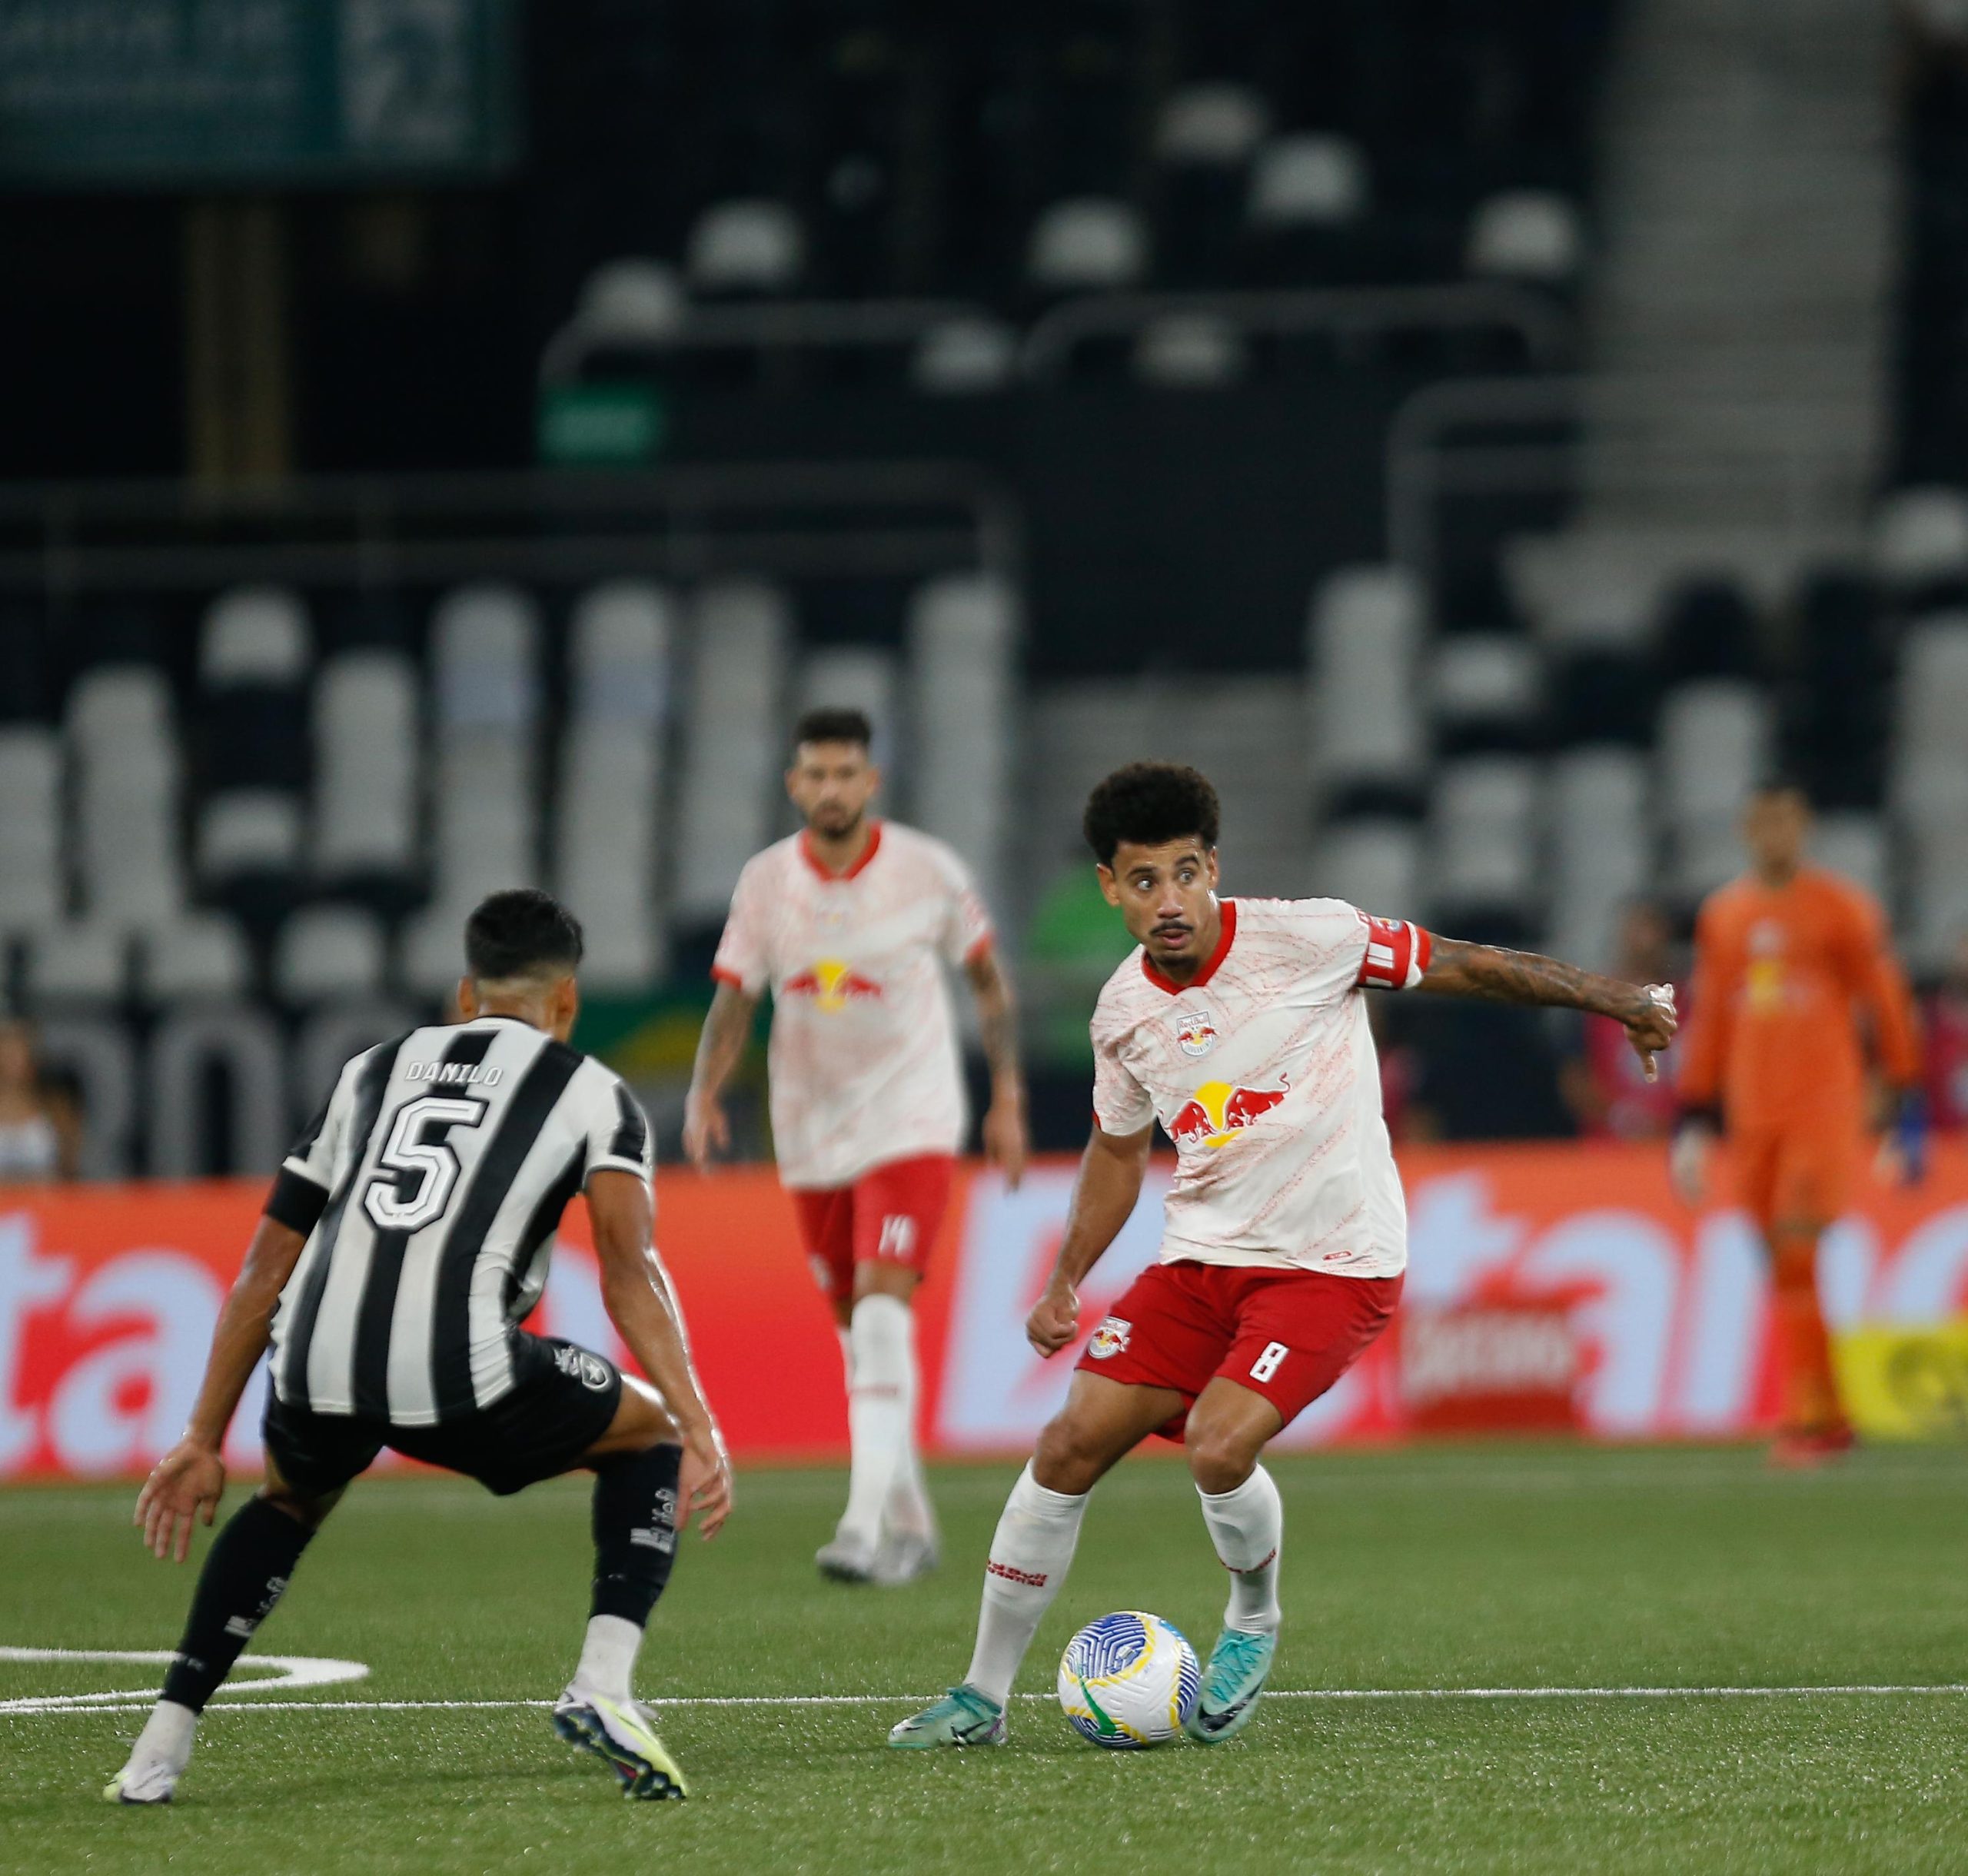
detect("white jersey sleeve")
[577,1059,655,1190]
[1092,991,1155,1134]
[711,857,773,996]
[933,845,996,966]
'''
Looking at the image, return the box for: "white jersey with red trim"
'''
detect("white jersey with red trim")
[1089,896,1429,1276]
[712,820,994,1189]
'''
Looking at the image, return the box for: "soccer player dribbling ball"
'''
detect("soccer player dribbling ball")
[684,707,1029,1585]
[1670,779,1926,1465]
[889,763,1678,1749]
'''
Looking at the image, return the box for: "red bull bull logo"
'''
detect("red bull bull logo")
[1168,1079,1288,1149]
[781,959,883,1013]
[1173,1005,1218,1058]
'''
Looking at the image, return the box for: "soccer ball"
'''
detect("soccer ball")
[1056,1611,1201,1748]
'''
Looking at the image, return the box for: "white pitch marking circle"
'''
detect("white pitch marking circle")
[0,1646,369,1714]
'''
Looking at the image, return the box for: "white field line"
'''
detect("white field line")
[10,1685,1968,1718]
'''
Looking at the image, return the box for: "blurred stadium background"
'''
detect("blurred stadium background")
[2,0,1968,1480]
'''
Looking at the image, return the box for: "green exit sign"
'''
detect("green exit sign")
[537,384,668,466]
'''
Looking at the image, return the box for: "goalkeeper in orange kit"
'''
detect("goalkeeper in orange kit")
[1671,780,1925,1463]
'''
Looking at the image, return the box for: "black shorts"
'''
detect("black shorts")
[264,1333,624,1498]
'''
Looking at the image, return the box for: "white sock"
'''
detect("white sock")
[1197,1465,1283,1635]
[962,1463,1089,1706]
[574,1614,643,1703]
[838,1294,913,1550]
[883,1429,936,1545]
[129,1699,197,1773]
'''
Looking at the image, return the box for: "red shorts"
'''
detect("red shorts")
[1733,1126,1857,1232]
[1075,1259,1402,1439]
[790,1154,956,1306]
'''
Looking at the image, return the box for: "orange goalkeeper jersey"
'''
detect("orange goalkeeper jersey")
[1678,867,1920,1134]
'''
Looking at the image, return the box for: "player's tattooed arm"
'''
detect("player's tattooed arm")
[683,981,760,1170]
[1027,1122,1152,1357]
[1418,936,1679,1079]
[966,947,1030,1189]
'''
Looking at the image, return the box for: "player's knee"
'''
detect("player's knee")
[1185,1423,1260,1495]
[1031,1415,1109,1496]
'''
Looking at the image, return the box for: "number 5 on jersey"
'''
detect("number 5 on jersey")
[364,1096,488,1232]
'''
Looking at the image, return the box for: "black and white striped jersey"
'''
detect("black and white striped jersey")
[264,1015,653,1424]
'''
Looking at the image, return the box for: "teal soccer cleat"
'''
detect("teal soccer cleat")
[887,1685,1007,1749]
[1184,1628,1277,1745]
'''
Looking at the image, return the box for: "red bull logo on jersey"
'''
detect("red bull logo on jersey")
[781,959,883,1012]
[1168,1079,1288,1150]
[1173,1005,1219,1059]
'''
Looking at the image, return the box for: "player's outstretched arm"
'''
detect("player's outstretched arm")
[683,981,760,1171]
[135,1215,309,1562]
[1026,1122,1153,1358]
[587,1169,733,1537]
[965,946,1030,1189]
[1417,936,1679,1081]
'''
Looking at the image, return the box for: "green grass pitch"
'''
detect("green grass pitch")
[4,1444,1967,1874]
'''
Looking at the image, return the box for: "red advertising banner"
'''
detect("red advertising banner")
[3,1141,1966,1479]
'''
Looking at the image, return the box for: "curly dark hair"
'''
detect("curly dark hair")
[1082,762,1221,865]
[464,888,585,981]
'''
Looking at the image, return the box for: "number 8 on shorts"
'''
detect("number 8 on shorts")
[1249,1340,1289,1383]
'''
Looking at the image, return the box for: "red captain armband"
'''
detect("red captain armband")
[1357,916,1431,990]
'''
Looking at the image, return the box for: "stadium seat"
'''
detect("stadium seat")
[0,727,63,934]
[67,666,183,929]
[1026,198,1150,292]
[685,199,806,295]
[1428,756,1542,917]
[1132,314,1248,388]
[673,580,793,924]
[1154,82,1270,168]
[1428,635,1543,754]
[568,580,676,725]
[1547,747,1653,971]
[197,790,304,880]
[1811,811,1889,903]
[23,923,128,1005]
[1241,133,1371,286]
[1307,565,1428,808]
[1312,818,1424,922]
[432,741,538,904]
[430,584,542,732]
[1465,191,1584,285]
[573,258,686,348]
[311,650,421,880]
[1154,83,1269,288]
[398,902,476,1000]
[140,914,253,1003]
[199,587,311,687]
[908,573,1019,913]
[1657,680,1773,899]
[1873,484,1968,589]
[1906,824,1968,971]
[910,318,1019,394]
[273,905,389,1003]
[800,647,900,770]
[557,583,676,993]
[555,730,662,993]
[1245,134,1370,230]
[1890,617,1968,837]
